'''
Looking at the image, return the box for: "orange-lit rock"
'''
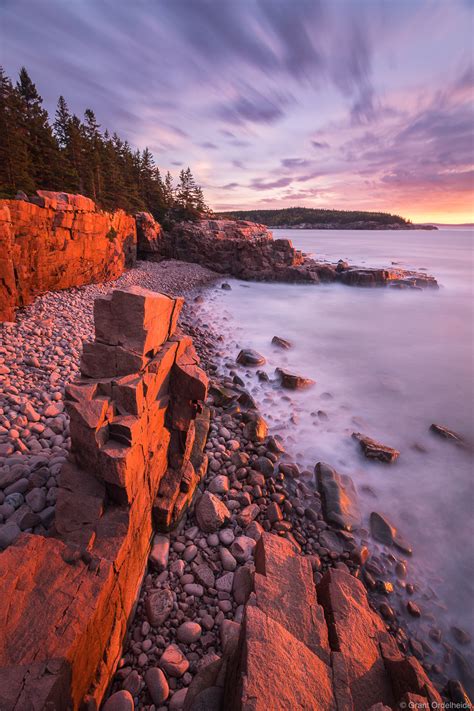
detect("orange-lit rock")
[0,286,209,709]
[0,193,136,322]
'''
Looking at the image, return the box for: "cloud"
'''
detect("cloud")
[200,141,218,149]
[311,140,329,149]
[281,158,312,168]
[250,176,294,190]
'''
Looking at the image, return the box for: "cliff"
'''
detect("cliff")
[0,192,137,322]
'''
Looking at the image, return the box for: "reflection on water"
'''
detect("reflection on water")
[198,227,474,686]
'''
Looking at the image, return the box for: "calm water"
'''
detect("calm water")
[198,228,474,683]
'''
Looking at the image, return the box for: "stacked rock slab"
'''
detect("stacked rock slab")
[0,287,209,710]
[221,533,443,711]
[0,191,136,322]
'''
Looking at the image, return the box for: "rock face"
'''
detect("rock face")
[151,218,321,282]
[223,533,443,711]
[136,211,164,255]
[0,287,209,709]
[0,192,137,322]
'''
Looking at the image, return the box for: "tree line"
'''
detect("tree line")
[0,66,209,221]
[218,207,411,227]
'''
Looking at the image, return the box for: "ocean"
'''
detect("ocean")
[197,227,474,685]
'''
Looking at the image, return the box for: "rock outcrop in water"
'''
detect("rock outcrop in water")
[0,192,137,322]
[147,216,439,289]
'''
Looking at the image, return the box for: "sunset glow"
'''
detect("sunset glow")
[1,0,473,223]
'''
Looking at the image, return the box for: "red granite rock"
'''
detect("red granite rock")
[227,605,334,711]
[317,568,395,710]
[254,533,330,664]
[0,194,136,322]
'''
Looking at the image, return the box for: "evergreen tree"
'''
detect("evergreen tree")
[0,67,210,218]
[0,67,33,196]
[16,67,61,189]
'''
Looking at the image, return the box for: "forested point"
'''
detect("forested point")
[217,207,412,227]
[0,66,208,222]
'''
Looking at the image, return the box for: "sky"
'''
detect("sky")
[1,0,473,222]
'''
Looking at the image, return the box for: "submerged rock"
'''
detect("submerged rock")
[276,368,315,390]
[271,335,292,349]
[430,423,463,443]
[352,432,400,463]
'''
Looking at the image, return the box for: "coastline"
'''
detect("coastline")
[0,264,469,707]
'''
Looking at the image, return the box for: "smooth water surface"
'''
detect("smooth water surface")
[199,228,474,674]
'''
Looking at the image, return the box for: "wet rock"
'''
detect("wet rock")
[195,492,230,532]
[254,456,274,477]
[236,349,266,366]
[315,462,361,531]
[407,601,421,617]
[271,336,291,349]
[352,432,400,463]
[451,627,471,645]
[370,512,397,545]
[430,423,463,443]
[447,680,472,705]
[276,368,315,390]
[221,282,231,290]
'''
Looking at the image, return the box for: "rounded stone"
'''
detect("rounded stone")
[177,621,202,644]
[102,690,134,711]
[145,667,169,705]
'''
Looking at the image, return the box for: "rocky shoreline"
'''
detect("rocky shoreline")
[102,281,470,709]
[0,261,471,710]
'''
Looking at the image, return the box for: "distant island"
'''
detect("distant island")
[217,207,437,230]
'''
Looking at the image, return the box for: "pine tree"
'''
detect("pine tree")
[16,67,61,189]
[83,108,103,202]
[0,67,34,196]
[0,67,210,217]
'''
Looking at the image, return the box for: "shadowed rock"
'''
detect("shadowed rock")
[315,462,361,531]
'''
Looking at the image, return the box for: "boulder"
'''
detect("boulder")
[315,462,361,531]
[276,368,315,389]
[195,492,230,533]
[236,349,266,366]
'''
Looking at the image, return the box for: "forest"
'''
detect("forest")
[0,67,208,221]
[218,206,412,228]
